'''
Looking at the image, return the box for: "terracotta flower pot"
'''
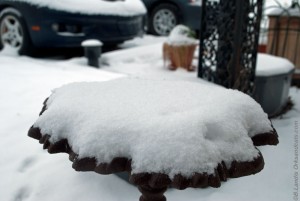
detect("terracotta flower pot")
[163,42,197,71]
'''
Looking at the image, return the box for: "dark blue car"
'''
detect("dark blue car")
[142,0,201,36]
[0,0,145,55]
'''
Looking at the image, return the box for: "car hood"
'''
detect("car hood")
[8,0,147,16]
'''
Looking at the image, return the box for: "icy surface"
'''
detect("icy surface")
[256,53,295,76]
[34,78,272,177]
[167,25,198,46]
[10,0,146,16]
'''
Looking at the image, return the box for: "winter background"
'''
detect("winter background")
[0,0,299,201]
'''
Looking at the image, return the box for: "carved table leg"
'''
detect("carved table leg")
[138,185,167,201]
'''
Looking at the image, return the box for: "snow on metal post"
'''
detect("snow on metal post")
[81,39,103,68]
[198,0,263,95]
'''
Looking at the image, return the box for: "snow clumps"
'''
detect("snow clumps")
[167,25,198,46]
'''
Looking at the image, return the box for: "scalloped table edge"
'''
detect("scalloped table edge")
[28,99,279,201]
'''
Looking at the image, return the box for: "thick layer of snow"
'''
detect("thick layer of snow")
[101,42,202,81]
[256,53,295,76]
[10,0,146,16]
[103,41,295,78]
[81,39,103,47]
[0,35,298,201]
[268,7,300,17]
[34,78,272,178]
[189,0,202,6]
[167,25,198,46]
[265,0,291,10]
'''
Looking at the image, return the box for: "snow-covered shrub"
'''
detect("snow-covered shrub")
[167,25,198,46]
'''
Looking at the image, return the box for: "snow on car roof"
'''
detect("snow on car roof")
[10,0,147,16]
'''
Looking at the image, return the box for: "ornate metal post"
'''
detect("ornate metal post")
[198,0,263,95]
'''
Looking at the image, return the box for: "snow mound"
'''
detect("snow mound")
[0,45,19,56]
[167,25,198,46]
[256,53,295,76]
[81,39,103,47]
[268,7,300,17]
[11,0,146,16]
[34,78,273,178]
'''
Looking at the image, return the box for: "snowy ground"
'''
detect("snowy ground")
[0,35,299,201]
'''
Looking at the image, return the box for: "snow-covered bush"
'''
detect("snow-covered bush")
[167,25,198,46]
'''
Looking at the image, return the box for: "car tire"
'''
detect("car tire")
[149,4,179,36]
[0,7,34,55]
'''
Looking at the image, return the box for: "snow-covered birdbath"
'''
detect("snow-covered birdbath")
[28,78,278,201]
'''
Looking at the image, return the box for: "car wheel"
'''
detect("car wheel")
[149,4,179,36]
[0,8,34,55]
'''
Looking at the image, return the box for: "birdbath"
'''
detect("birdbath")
[28,78,278,201]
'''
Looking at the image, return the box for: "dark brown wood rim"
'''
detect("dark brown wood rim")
[28,125,275,190]
[28,98,278,190]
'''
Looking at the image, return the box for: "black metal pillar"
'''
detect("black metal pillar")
[198,0,263,95]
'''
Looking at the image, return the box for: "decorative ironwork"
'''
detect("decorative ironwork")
[198,0,263,95]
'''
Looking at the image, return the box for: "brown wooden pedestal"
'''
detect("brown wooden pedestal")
[138,185,167,201]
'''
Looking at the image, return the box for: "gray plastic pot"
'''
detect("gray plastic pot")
[253,69,294,116]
